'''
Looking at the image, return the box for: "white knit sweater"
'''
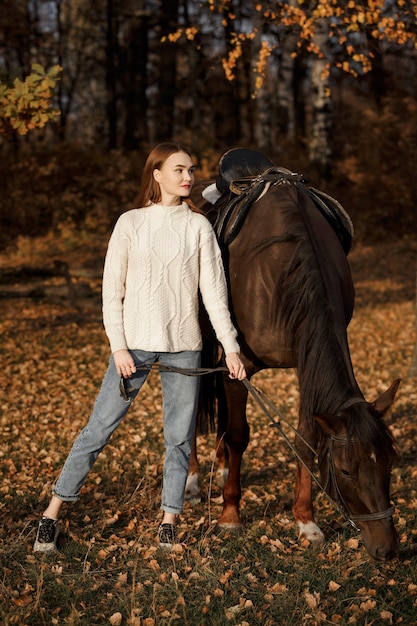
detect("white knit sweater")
[102,202,240,355]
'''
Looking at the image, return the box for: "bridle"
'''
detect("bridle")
[121,362,395,530]
[318,433,395,530]
[240,379,396,530]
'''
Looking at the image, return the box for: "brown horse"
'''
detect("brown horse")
[187,164,400,562]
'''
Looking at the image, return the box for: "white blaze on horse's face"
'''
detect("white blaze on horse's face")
[370,451,377,464]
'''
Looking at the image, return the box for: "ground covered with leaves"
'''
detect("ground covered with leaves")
[0,231,416,625]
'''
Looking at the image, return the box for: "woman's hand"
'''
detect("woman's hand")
[225,353,247,380]
[114,349,137,378]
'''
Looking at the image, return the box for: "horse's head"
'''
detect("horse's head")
[315,379,400,561]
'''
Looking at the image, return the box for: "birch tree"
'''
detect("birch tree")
[175,0,417,168]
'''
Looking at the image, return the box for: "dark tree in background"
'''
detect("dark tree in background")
[1,0,416,156]
[153,0,179,143]
[121,3,150,150]
[0,0,416,244]
[105,0,118,149]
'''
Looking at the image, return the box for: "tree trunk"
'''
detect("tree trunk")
[154,0,179,143]
[275,0,301,140]
[55,0,67,142]
[308,19,332,179]
[237,38,255,145]
[122,6,150,150]
[218,8,244,146]
[251,13,271,150]
[365,27,386,108]
[293,56,307,142]
[106,0,118,149]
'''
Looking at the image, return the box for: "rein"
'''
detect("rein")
[122,363,395,529]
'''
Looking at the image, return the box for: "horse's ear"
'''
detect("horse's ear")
[372,379,401,416]
[314,413,347,437]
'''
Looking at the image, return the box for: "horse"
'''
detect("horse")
[186,150,400,562]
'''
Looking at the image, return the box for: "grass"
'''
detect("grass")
[2,501,417,625]
[1,237,417,625]
[1,433,417,626]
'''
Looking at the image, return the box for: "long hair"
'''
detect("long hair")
[135,142,202,213]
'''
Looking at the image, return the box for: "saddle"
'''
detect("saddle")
[210,148,354,254]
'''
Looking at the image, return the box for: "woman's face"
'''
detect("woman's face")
[153,151,196,205]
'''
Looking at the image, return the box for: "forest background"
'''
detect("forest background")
[1,1,417,625]
[1,0,417,246]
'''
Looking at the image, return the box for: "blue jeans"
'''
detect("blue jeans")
[53,350,201,514]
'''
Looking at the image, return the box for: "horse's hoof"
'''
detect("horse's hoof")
[215,468,229,488]
[297,521,325,545]
[184,473,200,502]
[187,496,202,505]
[215,522,242,536]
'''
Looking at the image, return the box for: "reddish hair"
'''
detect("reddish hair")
[135,142,201,212]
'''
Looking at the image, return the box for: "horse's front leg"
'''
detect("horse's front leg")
[216,377,249,530]
[292,421,325,545]
[213,371,229,489]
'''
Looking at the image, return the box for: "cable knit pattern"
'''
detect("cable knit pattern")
[102,202,239,355]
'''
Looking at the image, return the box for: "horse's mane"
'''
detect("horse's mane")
[347,404,396,463]
[274,199,394,454]
[275,219,349,416]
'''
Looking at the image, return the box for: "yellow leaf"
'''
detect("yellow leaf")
[219,569,233,584]
[304,591,320,609]
[30,63,45,76]
[270,582,289,593]
[360,599,376,611]
[109,613,122,626]
[329,581,341,591]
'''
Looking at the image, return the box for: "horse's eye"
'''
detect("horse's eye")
[340,469,350,477]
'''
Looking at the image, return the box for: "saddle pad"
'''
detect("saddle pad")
[305,187,354,255]
[210,148,354,254]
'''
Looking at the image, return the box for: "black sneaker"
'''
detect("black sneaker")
[158,523,177,550]
[33,516,59,553]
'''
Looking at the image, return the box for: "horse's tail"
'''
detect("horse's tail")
[197,334,220,434]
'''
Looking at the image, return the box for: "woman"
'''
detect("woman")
[33,142,246,552]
